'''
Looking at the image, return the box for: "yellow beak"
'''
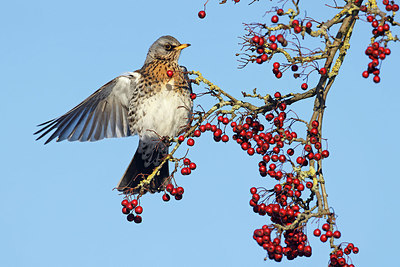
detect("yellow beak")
[174,43,191,50]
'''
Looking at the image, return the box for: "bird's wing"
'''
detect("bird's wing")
[35,72,140,144]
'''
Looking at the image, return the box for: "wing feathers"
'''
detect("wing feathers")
[35,73,140,143]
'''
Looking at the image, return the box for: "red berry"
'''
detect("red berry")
[121,199,129,206]
[177,187,184,195]
[270,43,278,50]
[320,234,327,242]
[287,148,294,156]
[190,93,196,100]
[306,181,313,189]
[294,26,302,33]
[166,183,174,192]
[393,4,400,11]
[306,22,312,28]
[252,36,260,44]
[189,162,197,170]
[187,138,195,146]
[198,10,206,19]
[273,62,280,69]
[247,147,255,155]
[313,229,321,237]
[135,206,143,214]
[162,193,170,202]
[271,15,279,23]
[131,199,138,207]
[277,9,284,15]
[301,83,308,90]
[178,135,185,142]
[193,130,201,137]
[166,70,173,77]
[250,187,257,194]
[362,71,369,78]
[221,135,229,142]
[292,20,299,26]
[322,150,330,158]
[373,75,380,83]
[367,15,374,22]
[183,158,191,165]
[333,230,341,238]
[269,35,276,42]
[322,223,330,231]
[319,67,327,75]
[122,207,130,214]
[181,167,189,175]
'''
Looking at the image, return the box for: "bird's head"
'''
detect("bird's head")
[144,35,190,64]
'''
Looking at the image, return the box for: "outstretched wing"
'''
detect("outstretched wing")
[35,72,140,144]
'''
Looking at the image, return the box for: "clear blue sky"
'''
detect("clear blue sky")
[2,1,399,266]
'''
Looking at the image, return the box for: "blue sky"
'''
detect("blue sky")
[2,1,399,266]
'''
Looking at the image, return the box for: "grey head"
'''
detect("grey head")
[144,35,190,65]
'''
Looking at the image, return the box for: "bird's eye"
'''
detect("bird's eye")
[165,44,172,51]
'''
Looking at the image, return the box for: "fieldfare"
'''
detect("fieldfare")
[35,35,193,194]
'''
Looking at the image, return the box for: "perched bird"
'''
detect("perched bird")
[35,35,193,195]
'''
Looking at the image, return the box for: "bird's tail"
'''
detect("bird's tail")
[116,139,169,194]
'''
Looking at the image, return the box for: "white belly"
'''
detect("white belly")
[136,88,192,140]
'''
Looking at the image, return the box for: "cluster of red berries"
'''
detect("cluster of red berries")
[179,116,230,145]
[329,243,359,267]
[250,184,302,223]
[382,0,399,12]
[232,92,328,178]
[313,223,342,243]
[121,198,143,223]
[181,157,197,176]
[366,15,391,37]
[362,41,391,83]
[253,225,312,262]
[251,34,288,67]
[163,183,184,201]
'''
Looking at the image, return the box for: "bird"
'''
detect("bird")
[35,35,193,195]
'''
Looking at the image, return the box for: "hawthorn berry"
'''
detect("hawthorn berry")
[198,10,206,19]
[187,138,195,146]
[166,70,173,77]
[333,230,341,238]
[162,193,170,202]
[320,234,328,242]
[135,206,143,214]
[121,199,129,206]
